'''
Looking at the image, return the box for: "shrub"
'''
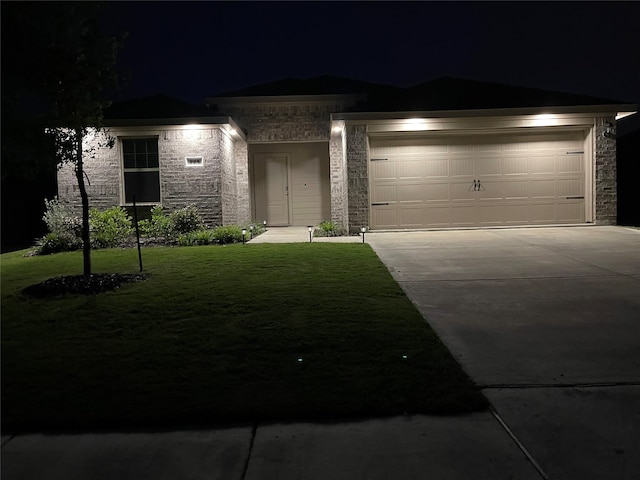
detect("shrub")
[42,197,82,239]
[211,225,243,245]
[315,220,345,237]
[245,221,266,239]
[170,204,204,234]
[178,229,215,246]
[138,205,174,239]
[89,206,134,249]
[34,232,83,255]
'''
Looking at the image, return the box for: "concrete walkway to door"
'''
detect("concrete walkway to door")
[367,225,640,480]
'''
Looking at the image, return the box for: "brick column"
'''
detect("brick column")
[594,117,617,224]
[346,125,369,234]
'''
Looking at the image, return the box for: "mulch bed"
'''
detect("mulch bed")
[22,273,147,298]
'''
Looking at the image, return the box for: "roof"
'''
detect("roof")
[103,94,216,120]
[211,75,399,97]
[348,77,630,113]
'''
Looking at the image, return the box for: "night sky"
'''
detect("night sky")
[97,1,640,107]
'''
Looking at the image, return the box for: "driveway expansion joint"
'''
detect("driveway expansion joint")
[490,406,550,480]
[241,422,258,480]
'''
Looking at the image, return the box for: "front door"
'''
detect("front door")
[253,154,290,226]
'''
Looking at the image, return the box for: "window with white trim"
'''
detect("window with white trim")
[122,138,160,203]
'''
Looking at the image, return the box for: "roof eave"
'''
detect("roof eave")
[102,116,247,141]
[332,104,638,122]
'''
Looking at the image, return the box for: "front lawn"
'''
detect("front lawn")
[1,244,487,433]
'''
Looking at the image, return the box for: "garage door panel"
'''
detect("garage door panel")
[557,179,584,198]
[477,182,504,201]
[399,207,425,227]
[450,182,476,202]
[397,160,425,179]
[530,180,556,198]
[558,202,584,223]
[398,184,423,203]
[425,183,449,202]
[451,158,475,176]
[477,157,502,176]
[371,184,397,203]
[371,208,398,229]
[504,181,530,199]
[503,157,528,175]
[558,155,584,174]
[424,159,449,178]
[371,161,396,180]
[530,155,556,174]
[370,131,585,229]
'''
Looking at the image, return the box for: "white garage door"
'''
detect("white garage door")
[369,131,586,229]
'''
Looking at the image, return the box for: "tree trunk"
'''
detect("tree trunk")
[75,127,91,276]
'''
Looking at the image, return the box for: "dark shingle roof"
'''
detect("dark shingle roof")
[351,76,628,112]
[103,94,215,120]
[211,75,399,97]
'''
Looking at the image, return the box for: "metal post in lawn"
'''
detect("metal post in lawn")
[132,195,143,272]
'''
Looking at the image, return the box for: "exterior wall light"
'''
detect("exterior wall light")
[361,226,367,243]
[308,226,313,243]
[242,228,246,245]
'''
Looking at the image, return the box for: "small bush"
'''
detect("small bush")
[89,206,134,249]
[34,232,83,255]
[170,204,204,234]
[178,229,215,246]
[211,225,243,245]
[138,205,174,239]
[315,220,345,237]
[42,197,82,239]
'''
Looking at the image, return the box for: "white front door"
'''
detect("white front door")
[253,154,290,226]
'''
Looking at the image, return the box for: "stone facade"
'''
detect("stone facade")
[57,125,248,227]
[594,116,617,224]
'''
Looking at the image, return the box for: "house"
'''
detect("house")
[57,76,636,232]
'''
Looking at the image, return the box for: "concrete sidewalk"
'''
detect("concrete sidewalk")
[1,413,540,480]
[248,226,363,243]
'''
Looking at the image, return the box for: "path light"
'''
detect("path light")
[308,226,313,243]
[361,226,367,243]
[263,220,267,231]
[242,228,246,245]
[249,224,254,239]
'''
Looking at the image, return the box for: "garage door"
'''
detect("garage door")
[369,131,586,229]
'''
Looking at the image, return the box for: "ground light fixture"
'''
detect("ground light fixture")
[242,228,246,245]
[361,226,367,243]
[263,220,267,231]
[308,226,313,243]
[249,224,254,239]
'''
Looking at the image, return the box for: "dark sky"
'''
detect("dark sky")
[100,1,640,107]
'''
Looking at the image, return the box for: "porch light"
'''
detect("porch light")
[242,228,246,245]
[361,226,367,243]
[308,226,313,243]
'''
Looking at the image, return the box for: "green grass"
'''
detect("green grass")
[1,244,487,433]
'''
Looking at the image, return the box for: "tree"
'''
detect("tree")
[2,2,125,274]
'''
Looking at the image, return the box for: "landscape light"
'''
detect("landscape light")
[361,226,367,243]
[249,224,254,239]
[263,220,267,231]
[308,226,313,243]
[242,228,246,245]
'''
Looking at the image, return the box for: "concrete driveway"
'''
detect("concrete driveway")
[367,226,640,480]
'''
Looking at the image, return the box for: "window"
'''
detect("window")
[122,138,160,203]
